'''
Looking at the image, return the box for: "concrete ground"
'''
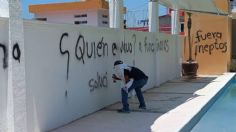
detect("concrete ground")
[51,76,217,132]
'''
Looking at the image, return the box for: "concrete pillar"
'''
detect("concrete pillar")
[109,0,114,28]
[171,10,179,35]
[109,0,124,28]
[171,9,181,77]
[7,0,27,132]
[148,0,159,32]
[0,0,9,17]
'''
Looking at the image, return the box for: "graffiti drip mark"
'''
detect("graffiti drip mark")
[12,43,21,63]
[0,43,7,69]
[59,33,70,80]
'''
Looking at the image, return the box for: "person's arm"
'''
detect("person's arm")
[113,66,125,82]
[113,64,128,87]
[112,74,121,80]
[122,79,134,93]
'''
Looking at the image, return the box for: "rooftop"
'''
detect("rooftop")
[29,0,108,13]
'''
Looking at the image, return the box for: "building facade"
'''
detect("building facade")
[29,0,109,27]
[183,0,232,74]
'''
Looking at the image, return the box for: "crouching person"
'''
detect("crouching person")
[112,60,148,113]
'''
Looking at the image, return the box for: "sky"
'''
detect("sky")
[22,0,167,19]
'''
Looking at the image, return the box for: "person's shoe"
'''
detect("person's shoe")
[139,106,146,110]
[117,109,130,113]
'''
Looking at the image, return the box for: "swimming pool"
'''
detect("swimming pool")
[191,77,236,131]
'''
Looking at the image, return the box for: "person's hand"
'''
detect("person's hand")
[112,74,117,82]
[112,74,116,79]
[122,86,128,93]
[124,75,130,83]
[113,74,120,80]
[112,74,121,82]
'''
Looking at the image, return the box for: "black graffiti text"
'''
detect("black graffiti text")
[0,43,7,69]
[120,34,136,54]
[59,33,70,80]
[195,39,227,55]
[195,30,222,43]
[112,42,118,56]
[12,43,21,63]
[112,42,133,56]
[139,42,142,52]
[89,72,108,92]
[194,30,227,55]
[120,41,132,54]
[144,36,155,53]
[75,35,108,64]
[156,39,169,53]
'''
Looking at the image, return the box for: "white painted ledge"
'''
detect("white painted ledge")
[151,73,235,132]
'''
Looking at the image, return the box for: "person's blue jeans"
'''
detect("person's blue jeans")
[121,78,148,111]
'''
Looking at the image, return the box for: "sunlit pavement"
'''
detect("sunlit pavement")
[51,76,217,132]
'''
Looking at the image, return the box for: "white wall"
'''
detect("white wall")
[0,18,182,132]
[24,22,123,131]
[157,34,182,84]
[0,18,8,132]
[0,0,9,17]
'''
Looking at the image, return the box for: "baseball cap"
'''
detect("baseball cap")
[114,60,123,66]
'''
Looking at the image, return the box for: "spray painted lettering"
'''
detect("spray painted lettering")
[89,72,108,92]
[156,39,169,53]
[59,33,109,79]
[195,30,222,43]
[59,33,171,80]
[112,34,136,56]
[120,41,132,54]
[112,42,118,56]
[0,43,7,69]
[194,30,227,55]
[59,33,70,80]
[12,43,21,63]
[139,37,169,53]
[75,35,108,64]
[144,36,155,53]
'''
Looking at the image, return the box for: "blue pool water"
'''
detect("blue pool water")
[191,79,236,132]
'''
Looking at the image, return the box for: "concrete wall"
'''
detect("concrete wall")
[183,13,231,74]
[0,18,8,132]
[0,0,9,17]
[0,18,182,132]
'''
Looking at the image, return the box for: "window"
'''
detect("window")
[74,21,88,24]
[102,14,108,18]
[74,14,87,18]
[180,23,184,32]
[36,18,47,21]
[102,21,108,24]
